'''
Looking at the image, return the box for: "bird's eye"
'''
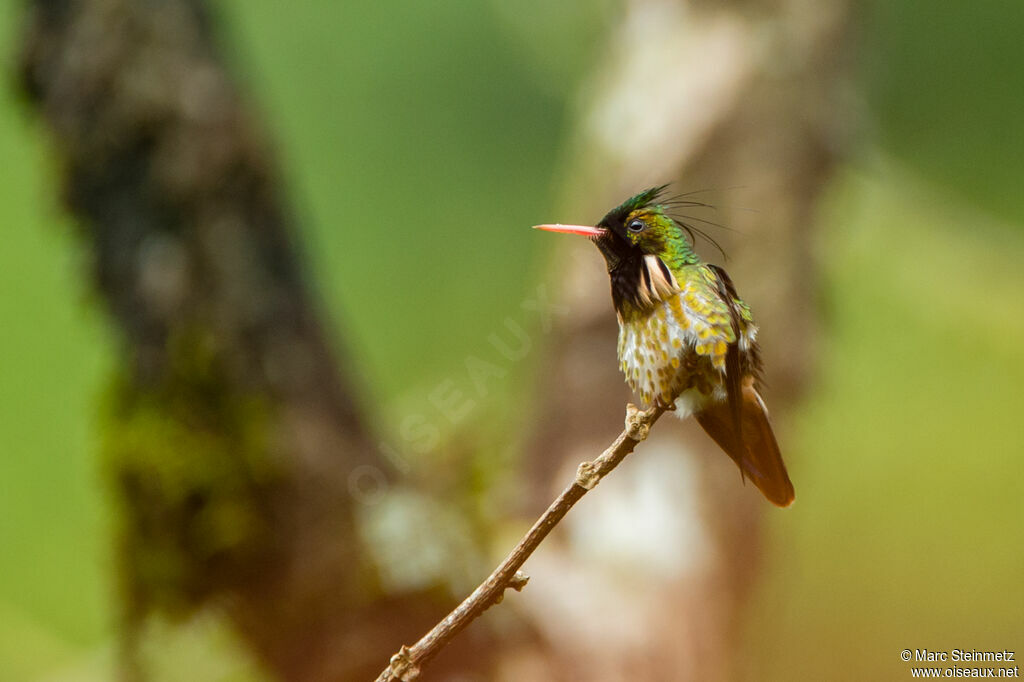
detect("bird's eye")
[627,219,645,233]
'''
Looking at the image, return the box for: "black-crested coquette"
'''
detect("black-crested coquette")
[535,186,794,507]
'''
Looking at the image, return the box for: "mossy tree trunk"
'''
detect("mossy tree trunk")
[17,1,459,679]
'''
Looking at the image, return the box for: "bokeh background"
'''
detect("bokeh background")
[1,0,1022,680]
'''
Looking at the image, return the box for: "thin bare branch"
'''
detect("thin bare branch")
[375,402,668,682]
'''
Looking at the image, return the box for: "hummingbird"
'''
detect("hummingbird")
[534,186,794,507]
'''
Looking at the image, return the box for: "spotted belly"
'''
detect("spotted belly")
[617,292,755,416]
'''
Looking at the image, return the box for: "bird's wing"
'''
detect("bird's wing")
[704,264,745,438]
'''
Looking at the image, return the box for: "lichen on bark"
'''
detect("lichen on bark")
[103,327,279,616]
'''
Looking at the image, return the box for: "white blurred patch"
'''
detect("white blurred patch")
[512,432,717,681]
[565,434,711,579]
[360,488,483,593]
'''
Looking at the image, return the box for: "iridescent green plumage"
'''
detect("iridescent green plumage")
[534,187,794,506]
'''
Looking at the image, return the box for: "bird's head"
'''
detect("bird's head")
[534,186,701,315]
[533,185,699,273]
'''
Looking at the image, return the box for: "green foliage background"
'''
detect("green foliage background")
[0,1,1021,679]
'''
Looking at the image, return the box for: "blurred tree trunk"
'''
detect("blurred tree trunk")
[17,1,473,679]
[514,1,855,680]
